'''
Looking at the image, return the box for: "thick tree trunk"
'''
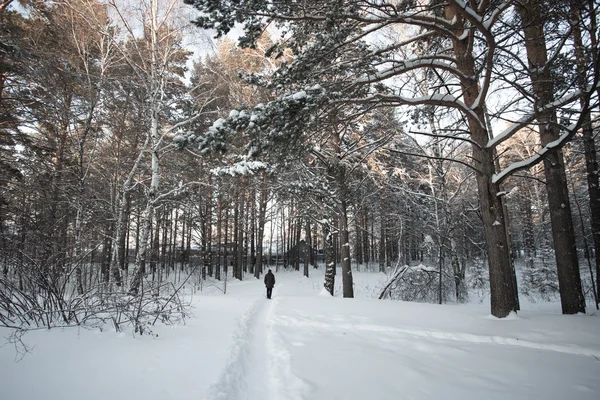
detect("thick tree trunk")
[446,3,518,317]
[339,200,354,298]
[572,1,600,308]
[518,0,585,314]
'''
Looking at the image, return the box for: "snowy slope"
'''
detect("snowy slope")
[1,268,599,400]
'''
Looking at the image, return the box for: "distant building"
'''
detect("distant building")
[286,240,324,264]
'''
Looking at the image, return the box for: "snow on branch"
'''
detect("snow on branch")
[493,122,577,185]
[340,93,484,129]
[487,82,600,150]
[173,84,328,175]
[453,0,483,24]
[482,1,511,30]
[354,59,468,86]
[210,157,268,177]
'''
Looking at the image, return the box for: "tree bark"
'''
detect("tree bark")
[572,0,600,308]
[295,215,301,271]
[379,203,386,272]
[518,0,585,314]
[339,199,354,298]
[355,207,363,266]
[324,222,335,296]
[236,190,244,280]
[216,192,223,281]
[255,175,268,279]
[363,211,370,267]
[304,219,311,278]
[446,3,518,317]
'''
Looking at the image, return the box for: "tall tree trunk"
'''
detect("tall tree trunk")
[355,207,363,267]
[363,211,370,267]
[250,186,256,275]
[130,201,154,295]
[518,0,585,314]
[101,223,112,283]
[255,176,268,279]
[171,209,179,272]
[236,190,244,280]
[119,196,130,273]
[268,200,275,268]
[446,3,518,317]
[216,192,223,281]
[339,199,354,298]
[323,222,335,296]
[224,199,229,277]
[312,222,318,268]
[233,190,239,278]
[304,219,311,278]
[281,203,287,269]
[160,209,168,272]
[572,0,600,308]
[243,189,249,273]
[180,207,187,271]
[201,201,208,281]
[207,189,213,277]
[295,215,301,271]
[332,216,339,269]
[379,203,386,272]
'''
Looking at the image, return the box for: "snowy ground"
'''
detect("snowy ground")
[1,268,599,400]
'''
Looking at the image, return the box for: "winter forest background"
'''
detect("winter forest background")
[1,0,600,342]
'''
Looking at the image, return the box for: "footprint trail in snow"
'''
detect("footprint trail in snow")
[204,289,308,400]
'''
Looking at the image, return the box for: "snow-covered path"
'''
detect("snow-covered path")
[243,298,273,400]
[204,282,309,400]
[1,269,599,400]
[203,296,274,400]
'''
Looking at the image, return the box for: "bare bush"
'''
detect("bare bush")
[0,257,191,336]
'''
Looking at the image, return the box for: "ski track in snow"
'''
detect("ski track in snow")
[274,315,600,359]
[204,293,308,400]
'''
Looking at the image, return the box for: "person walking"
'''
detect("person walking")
[264,269,275,299]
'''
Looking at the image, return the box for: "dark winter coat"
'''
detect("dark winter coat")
[264,271,275,289]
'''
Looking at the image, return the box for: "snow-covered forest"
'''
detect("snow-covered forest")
[1,0,600,398]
